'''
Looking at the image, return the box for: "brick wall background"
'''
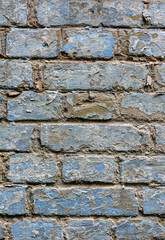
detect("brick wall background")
[0,0,165,239]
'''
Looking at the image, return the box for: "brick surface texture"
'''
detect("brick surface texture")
[0,0,165,239]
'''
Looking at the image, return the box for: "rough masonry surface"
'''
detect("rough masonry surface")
[0,0,164,239]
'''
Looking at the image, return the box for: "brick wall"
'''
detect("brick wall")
[0,0,165,239]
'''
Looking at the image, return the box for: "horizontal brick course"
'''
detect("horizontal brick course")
[7,218,165,240]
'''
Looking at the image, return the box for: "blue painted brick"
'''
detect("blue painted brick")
[0,60,33,89]
[143,188,165,215]
[7,153,57,183]
[0,35,2,54]
[6,29,59,58]
[0,187,27,215]
[66,219,114,240]
[32,187,138,216]
[0,93,5,119]
[116,219,165,239]
[155,125,165,152]
[62,155,116,183]
[37,0,143,27]
[0,124,34,152]
[0,162,2,182]
[0,0,28,26]
[7,91,62,121]
[121,93,165,120]
[120,156,165,183]
[42,62,148,91]
[9,220,63,240]
[155,64,165,85]
[61,28,116,59]
[41,124,149,152]
[148,2,165,27]
[128,30,165,58]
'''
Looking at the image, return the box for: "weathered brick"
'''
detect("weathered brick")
[116,219,165,240]
[128,30,165,58]
[41,124,149,152]
[0,164,2,182]
[7,91,63,121]
[66,219,114,240]
[9,220,63,240]
[32,187,138,216]
[155,125,165,152]
[0,93,5,119]
[120,156,165,183]
[148,2,165,27]
[0,61,33,89]
[143,188,165,215]
[0,35,2,53]
[42,62,148,91]
[0,124,34,152]
[155,64,165,85]
[62,155,116,183]
[65,92,116,120]
[0,0,28,26]
[0,156,3,182]
[121,93,165,120]
[6,29,59,58]
[37,0,143,27]
[7,153,57,183]
[0,187,26,215]
[0,225,3,239]
[61,28,116,59]
[37,0,69,26]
